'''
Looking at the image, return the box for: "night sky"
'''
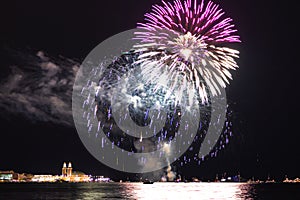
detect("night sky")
[0,0,299,181]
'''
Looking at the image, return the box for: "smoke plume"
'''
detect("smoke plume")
[0,48,79,127]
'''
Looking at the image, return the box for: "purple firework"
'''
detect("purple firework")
[134,0,241,103]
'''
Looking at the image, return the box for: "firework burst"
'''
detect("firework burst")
[134,0,241,103]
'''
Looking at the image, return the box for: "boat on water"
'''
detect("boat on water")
[143,179,154,184]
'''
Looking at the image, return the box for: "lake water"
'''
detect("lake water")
[0,182,300,199]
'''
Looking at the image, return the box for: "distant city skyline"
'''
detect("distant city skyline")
[1,160,300,183]
[0,162,110,183]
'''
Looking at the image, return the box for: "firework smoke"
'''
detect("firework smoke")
[0,48,79,126]
[163,143,176,181]
[134,0,240,103]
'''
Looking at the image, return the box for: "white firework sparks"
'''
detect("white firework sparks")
[133,0,241,104]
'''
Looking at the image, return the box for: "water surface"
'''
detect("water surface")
[0,182,300,199]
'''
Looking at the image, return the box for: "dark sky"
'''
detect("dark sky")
[0,0,299,181]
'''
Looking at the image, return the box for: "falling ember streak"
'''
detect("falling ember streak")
[134,0,240,103]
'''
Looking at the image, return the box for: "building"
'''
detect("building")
[0,171,18,182]
[0,171,14,181]
[67,162,72,177]
[62,162,72,177]
[62,162,67,176]
[18,173,34,182]
[31,175,60,182]
[61,162,91,182]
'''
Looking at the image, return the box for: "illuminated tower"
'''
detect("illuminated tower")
[62,162,67,176]
[67,162,72,177]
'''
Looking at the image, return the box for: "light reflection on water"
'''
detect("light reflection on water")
[1,182,300,199]
[122,183,251,200]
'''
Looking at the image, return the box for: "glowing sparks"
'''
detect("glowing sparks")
[73,0,240,173]
[134,0,241,103]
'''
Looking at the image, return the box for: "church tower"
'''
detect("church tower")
[62,162,67,176]
[67,162,72,177]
